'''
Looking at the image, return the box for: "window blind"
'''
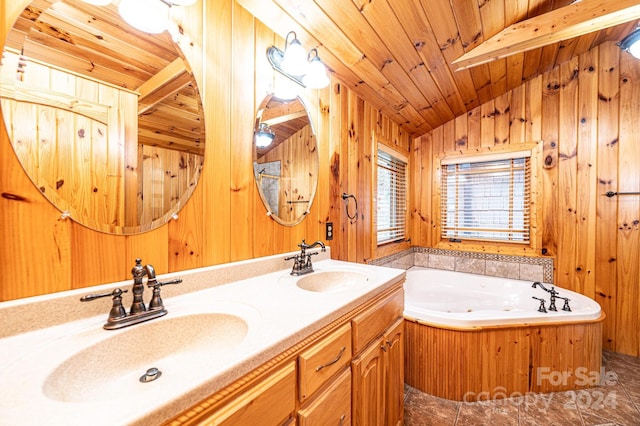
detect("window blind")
[441,156,530,243]
[377,149,407,244]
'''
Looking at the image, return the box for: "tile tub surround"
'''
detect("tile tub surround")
[0,250,406,425]
[404,350,640,426]
[369,247,554,283]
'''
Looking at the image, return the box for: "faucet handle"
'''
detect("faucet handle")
[146,278,182,288]
[81,288,129,320]
[532,296,547,313]
[559,297,572,312]
[80,288,128,302]
[147,279,182,310]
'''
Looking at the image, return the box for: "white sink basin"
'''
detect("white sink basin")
[42,311,251,403]
[296,271,369,293]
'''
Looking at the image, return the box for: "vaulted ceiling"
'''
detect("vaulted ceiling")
[237,0,640,137]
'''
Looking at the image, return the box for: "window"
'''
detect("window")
[377,147,407,244]
[440,150,531,243]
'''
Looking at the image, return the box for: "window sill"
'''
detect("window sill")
[375,239,411,259]
[435,240,544,257]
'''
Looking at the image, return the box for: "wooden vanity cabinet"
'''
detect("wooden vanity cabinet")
[351,289,404,426]
[166,282,404,426]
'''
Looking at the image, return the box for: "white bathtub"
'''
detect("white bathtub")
[404,267,602,327]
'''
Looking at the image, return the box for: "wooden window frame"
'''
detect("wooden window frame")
[374,143,409,251]
[433,142,543,256]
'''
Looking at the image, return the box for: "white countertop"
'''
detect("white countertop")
[0,252,405,425]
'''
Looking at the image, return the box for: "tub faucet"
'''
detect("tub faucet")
[532,281,550,292]
[81,258,182,330]
[285,239,326,276]
[532,282,561,311]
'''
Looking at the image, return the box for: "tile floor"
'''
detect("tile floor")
[404,350,640,425]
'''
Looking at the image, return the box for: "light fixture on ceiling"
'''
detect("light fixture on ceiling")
[618,27,640,59]
[80,0,196,34]
[255,123,276,148]
[267,31,330,90]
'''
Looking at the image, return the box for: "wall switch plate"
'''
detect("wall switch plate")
[326,222,334,240]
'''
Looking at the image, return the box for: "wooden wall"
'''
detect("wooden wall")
[410,42,640,357]
[0,0,410,301]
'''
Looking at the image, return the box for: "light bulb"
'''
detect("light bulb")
[255,124,275,148]
[281,38,308,76]
[255,133,274,148]
[118,0,169,34]
[303,57,330,89]
[628,39,640,59]
[273,76,298,101]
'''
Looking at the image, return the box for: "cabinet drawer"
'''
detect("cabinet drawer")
[298,368,351,426]
[204,362,296,426]
[351,287,403,354]
[298,323,352,402]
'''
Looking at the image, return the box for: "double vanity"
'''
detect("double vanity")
[0,248,405,425]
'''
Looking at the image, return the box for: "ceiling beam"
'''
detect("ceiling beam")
[137,58,191,114]
[451,0,640,71]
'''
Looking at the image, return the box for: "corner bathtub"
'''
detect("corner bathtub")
[403,267,605,401]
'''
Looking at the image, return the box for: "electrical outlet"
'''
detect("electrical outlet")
[326,222,334,240]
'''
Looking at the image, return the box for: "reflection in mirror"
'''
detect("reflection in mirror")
[253,94,318,226]
[0,0,205,234]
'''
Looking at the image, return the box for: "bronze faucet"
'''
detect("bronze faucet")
[532,281,571,312]
[80,258,182,330]
[285,239,326,276]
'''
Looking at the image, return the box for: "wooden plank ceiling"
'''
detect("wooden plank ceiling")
[256,96,310,159]
[237,0,640,137]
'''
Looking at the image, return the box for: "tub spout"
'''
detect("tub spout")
[531,281,550,292]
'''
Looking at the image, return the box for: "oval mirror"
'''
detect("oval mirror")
[0,0,205,234]
[253,94,317,226]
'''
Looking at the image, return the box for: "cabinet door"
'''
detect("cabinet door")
[351,337,385,426]
[298,368,351,426]
[384,319,404,426]
[200,362,296,426]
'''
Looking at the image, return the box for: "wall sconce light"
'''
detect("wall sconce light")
[303,49,331,89]
[255,123,276,148]
[267,31,330,89]
[619,27,640,59]
[81,0,196,34]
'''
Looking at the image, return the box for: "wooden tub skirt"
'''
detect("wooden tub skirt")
[404,315,605,401]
